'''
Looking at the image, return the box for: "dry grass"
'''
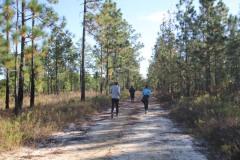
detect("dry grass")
[0,91,100,110]
[0,91,111,152]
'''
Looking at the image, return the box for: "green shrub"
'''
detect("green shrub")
[168,94,240,159]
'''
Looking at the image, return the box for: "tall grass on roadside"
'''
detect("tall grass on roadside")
[169,94,240,159]
[0,118,23,151]
[0,92,111,152]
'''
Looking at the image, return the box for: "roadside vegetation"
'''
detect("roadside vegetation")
[0,92,108,152]
[160,89,240,159]
[0,90,130,153]
[147,1,240,159]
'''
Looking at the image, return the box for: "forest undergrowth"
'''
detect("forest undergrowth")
[160,92,240,160]
[0,90,129,153]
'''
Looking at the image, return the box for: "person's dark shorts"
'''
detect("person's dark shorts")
[112,98,119,104]
[130,93,135,98]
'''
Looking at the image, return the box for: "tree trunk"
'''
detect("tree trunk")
[5,29,10,110]
[126,70,130,89]
[51,75,53,94]
[105,46,109,95]
[55,52,59,95]
[14,0,19,115]
[70,71,73,91]
[205,53,211,93]
[30,12,35,108]
[5,70,10,110]
[81,0,86,101]
[47,58,50,95]
[185,46,190,97]
[18,1,26,110]
[100,44,103,93]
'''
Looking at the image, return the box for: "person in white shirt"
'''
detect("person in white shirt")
[110,82,121,118]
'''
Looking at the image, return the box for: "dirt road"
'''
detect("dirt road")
[1,96,208,160]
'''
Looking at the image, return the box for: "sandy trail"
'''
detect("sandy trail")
[1,96,208,160]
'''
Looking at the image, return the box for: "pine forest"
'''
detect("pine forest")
[0,0,240,159]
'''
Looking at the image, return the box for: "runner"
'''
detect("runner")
[110,82,121,118]
[141,85,152,114]
[129,86,136,103]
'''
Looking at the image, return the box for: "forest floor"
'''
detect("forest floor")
[1,96,211,160]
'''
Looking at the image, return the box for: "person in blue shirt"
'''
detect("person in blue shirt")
[141,85,152,114]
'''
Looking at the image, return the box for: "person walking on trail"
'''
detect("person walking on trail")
[141,85,152,114]
[110,82,121,118]
[129,86,136,103]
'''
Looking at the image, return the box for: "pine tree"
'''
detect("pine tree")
[226,14,240,90]
[1,0,15,109]
[48,26,73,95]
[18,0,27,110]
[176,0,197,96]
[28,0,43,107]
[13,0,19,115]
[149,15,177,96]
[198,0,228,94]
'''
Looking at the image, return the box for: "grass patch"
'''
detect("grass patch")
[0,117,23,151]
[0,92,111,152]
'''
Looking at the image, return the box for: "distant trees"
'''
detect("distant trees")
[148,0,240,99]
[47,26,73,95]
[148,13,177,96]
